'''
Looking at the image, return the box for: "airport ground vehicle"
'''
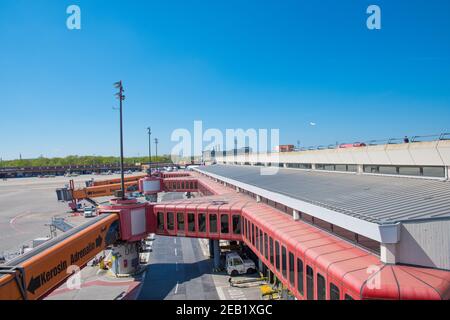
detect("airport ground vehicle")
[83,206,96,218]
[64,172,79,177]
[226,252,256,276]
[141,237,153,252]
[128,192,141,199]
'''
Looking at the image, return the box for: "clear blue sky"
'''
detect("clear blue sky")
[0,0,449,160]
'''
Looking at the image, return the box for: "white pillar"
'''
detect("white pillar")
[284,163,288,168]
[357,164,364,174]
[293,210,300,221]
[256,195,261,203]
[213,240,221,270]
[236,186,240,193]
[311,163,316,170]
[380,243,397,264]
[258,258,263,272]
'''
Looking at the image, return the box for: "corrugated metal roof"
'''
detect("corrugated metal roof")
[197,165,450,224]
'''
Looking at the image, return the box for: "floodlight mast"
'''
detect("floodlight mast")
[154,138,159,160]
[114,81,126,200]
[147,127,152,173]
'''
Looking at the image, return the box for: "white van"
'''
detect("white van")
[83,206,96,218]
[226,252,256,276]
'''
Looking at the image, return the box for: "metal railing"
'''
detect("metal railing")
[300,132,450,152]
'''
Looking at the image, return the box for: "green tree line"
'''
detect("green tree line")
[0,155,172,167]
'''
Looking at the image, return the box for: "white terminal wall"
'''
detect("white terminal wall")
[217,140,450,168]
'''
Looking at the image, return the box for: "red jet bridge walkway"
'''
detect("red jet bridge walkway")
[154,170,450,300]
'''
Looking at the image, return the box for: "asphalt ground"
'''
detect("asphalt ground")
[0,173,141,256]
[138,235,220,300]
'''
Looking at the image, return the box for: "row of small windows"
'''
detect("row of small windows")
[156,211,241,235]
[242,217,355,300]
[221,161,447,178]
[364,165,445,178]
[166,181,198,190]
[285,163,312,169]
[316,164,357,172]
[224,162,311,169]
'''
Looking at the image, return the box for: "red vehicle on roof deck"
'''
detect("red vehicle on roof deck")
[339,142,367,148]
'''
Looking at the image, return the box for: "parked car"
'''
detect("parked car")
[339,142,366,148]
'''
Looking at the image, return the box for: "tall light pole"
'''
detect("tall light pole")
[154,138,158,162]
[114,81,126,200]
[147,127,152,172]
